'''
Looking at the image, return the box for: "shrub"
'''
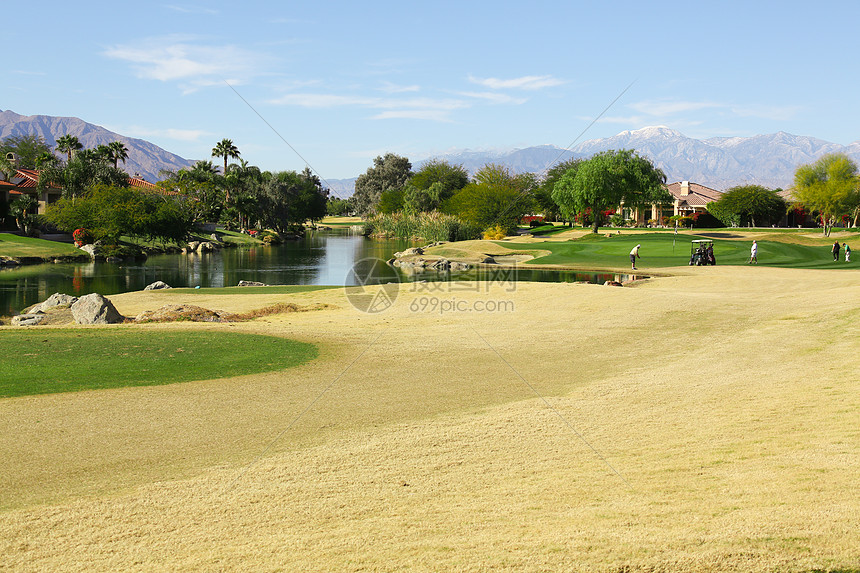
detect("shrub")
[72,228,94,246]
[365,211,481,242]
[483,224,508,240]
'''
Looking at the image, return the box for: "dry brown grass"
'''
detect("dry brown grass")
[0,268,858,571]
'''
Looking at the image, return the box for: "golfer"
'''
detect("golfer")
[630,244,641,270]
[749,240,758,264]
[844,243,851,263]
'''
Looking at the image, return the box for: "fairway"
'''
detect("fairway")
[0,329,317,397]
[0,268,858,571]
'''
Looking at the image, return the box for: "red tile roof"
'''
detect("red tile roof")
[128,176,157,190]
[665,181,723,209]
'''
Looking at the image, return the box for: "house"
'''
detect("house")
[0,167,63,214]
[620,181,723,225]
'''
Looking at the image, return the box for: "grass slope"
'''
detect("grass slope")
[0,233,84,259]
[0,329,317,397]
[508,232,857,269]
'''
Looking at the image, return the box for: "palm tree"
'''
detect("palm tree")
[212,138,240,176]
[107,141,129,169]
[55,135,83,161]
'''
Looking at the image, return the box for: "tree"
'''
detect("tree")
[353,153,412,216]
[55,135,83,162]
[793,153,860,236]
[538,157,584,223]
[107,141,129,169]
[707,185,786,227]
[402,159,469,213]
[442,163,535,234]
[212,138,240,176]
[552,149,668,233]
[44,185,193,245]
[256,170,327,234]
[1,135,53,169]
[39,148,130,199]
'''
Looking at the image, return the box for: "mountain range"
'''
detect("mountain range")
[0,110,194,182]
[3,109,859,194]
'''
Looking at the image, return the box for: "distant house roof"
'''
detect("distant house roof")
[665,181,722,209]
[128,176,156,190]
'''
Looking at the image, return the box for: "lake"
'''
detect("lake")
[0,229,638,317]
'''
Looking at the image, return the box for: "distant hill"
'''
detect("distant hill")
[0,110,195,182]
[419,127,860,191]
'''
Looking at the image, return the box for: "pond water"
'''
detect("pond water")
[0,229,641,317]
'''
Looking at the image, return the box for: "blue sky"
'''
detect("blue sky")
[4,1,859,180]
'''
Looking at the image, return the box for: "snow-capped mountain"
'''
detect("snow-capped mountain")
[426,127,860,190]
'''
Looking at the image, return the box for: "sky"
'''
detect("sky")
[4,0,860,181]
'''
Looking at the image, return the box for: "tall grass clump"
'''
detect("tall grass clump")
[365,212,481,242]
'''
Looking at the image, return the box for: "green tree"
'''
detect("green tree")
[1,135,53,169]
[552,149,668,233]
[538,157,584,223]
[44,185,193,245]
[793,153,860,236]
[9,195,39,233]
[442,163,535,234]
[39,149,130,199]
[707,185,787,227]
[107,141,129,169]
[256,171,326,234]
[212,138,240,175]
[326,197,352,216]
[353,153,412,216]
[55,135,83,162]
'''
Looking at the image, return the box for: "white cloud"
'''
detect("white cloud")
[379,81,420,94]
[164,5,219,15]
[468,74,565,90]
[371,110,453,122]
[103,36,269,92]
[110,125,211,142]
[459,91,527,105]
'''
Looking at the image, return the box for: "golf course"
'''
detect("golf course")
[0,228,858,572]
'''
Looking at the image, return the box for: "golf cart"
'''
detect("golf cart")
[689,239,716,266]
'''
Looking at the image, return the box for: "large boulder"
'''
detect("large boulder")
[28,293,78,313]
[143,281,172,291]
[70,293,125,324]
[238,280,266,287]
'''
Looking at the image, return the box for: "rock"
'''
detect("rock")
[12,313,47,326]
[238,280,267,287]
[29,293,78,313]
[429,259,450,270]
[479,256,496,264]
[143,281,172,291]
[450,261,470,271]
[70,293,125,324]
[105,256,123,263]
[187,241,201,252]
[603,280,623,287]
[395,247,424,257]
[79,244,98,258]
[210,233,220,241]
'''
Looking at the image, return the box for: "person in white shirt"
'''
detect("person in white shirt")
[630,244,640,270]
[749,240,758,264]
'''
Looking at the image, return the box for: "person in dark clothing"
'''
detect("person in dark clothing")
[832,240,841,261]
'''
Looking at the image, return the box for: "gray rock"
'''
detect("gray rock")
[187,241,201,252]
[237,280,267,287]
[12,313,47,326]
[143,281,172,291]
[105,256,123,264]
[450,261,471,271]
[70,293,125,324]
[30,293,78,313]
[79,244,97,258]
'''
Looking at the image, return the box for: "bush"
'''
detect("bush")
[482,224,508,240]
[72,228,94,246]
[366,211,481,242]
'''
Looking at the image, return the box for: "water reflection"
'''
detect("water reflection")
[1,230,642,316]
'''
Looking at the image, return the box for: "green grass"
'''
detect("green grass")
[0,233,85,259]
[167,285,342,295]
[505,232,859,269]
[0,329,317,398]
